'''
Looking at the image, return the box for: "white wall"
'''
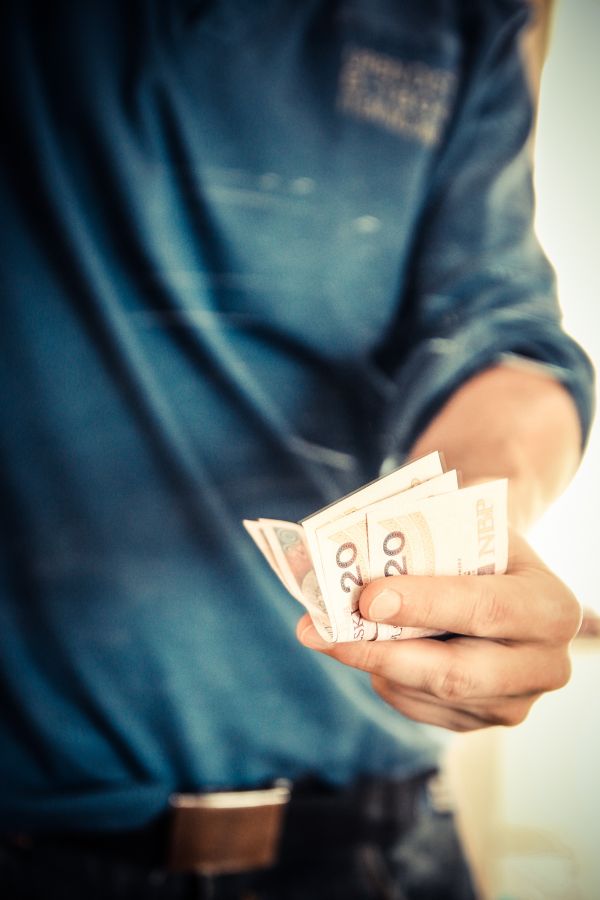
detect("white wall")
[450,5,600,898]
[531,0,600,614]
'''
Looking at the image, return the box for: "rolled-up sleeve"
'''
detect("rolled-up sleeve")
[379,1,595,460]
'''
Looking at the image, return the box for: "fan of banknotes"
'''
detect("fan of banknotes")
[244,451,508,644]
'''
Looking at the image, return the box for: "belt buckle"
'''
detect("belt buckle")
[168,783,291,875]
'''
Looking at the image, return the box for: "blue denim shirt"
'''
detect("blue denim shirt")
[0,0,594,831]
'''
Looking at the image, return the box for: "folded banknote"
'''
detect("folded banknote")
[244,452,508,643]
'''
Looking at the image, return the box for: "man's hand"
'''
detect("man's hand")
[296,364,584,731]
[296,531,582,731]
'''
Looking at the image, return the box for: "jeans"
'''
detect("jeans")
[0,788,476,900]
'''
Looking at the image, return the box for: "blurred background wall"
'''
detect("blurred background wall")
[449,2,600,898]
[530,0,600,622]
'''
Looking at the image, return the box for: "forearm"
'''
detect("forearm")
[407,363,582,532]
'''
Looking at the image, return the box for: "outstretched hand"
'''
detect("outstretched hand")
[297,531,582,731]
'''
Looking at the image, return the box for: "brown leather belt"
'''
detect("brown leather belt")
[7,772,435,878]
[168,783,291,875]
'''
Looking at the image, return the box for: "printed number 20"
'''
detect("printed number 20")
[336,541,363,593]
[383,530,408,577]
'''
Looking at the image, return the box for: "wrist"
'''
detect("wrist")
[407,364,582,533]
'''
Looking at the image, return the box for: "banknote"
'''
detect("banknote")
[301,450,445,593]
[244,452,445,641]
[244,518,334,642]
[243,454,508,643]
[311,470,459,642]
[366,479,508,580]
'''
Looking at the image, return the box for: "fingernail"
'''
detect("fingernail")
[298,624,329,649]
[369,588,402,621]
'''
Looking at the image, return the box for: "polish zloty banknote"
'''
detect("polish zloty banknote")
[367,479,508,580]
[244,452,445,641]
[301,450,445,594]
[364,479,508,640]
[243,455,509,644]
[243,518,334,641]
[312,470,459,642]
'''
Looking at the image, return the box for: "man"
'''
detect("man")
[0,1,594,898]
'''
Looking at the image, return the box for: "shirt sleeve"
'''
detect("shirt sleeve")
[378,0,595,462]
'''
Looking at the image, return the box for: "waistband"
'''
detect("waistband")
[5,771,438,877]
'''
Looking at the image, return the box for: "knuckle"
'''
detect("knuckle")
[413,581,437,624]
[547,587,582,644]
[356,641,403,682]
[355,641,382,675]
[329,641,380,677]
[431,664,473,702]
[474,581,507,634]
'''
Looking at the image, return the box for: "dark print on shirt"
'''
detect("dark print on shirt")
[338,45,457,145]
